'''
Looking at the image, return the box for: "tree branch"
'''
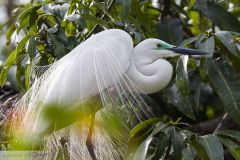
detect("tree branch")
[185,113,238,134]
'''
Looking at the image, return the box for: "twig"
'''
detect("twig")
[213,113,228,133]
[186,113,237,134]
[86,113,97,160]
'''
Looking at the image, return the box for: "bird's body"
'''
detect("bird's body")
[43,29,173,106]
[10,29,208,160]
[44,29,132,105]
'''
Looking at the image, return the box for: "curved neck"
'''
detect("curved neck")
[126,48,173,94]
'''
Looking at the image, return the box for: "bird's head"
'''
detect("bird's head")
[128,38,209,94]
[134,38,208,59]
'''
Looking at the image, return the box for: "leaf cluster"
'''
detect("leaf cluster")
[1,0,240,159]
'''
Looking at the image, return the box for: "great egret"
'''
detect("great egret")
[10,29,207,160]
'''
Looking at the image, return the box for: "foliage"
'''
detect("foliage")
[1,0,240,159]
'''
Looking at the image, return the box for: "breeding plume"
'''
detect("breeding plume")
[11,29,207,160]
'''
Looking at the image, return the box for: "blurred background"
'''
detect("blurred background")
[0,1,240,159]
[0,0,30,45]
[0,0,30,21]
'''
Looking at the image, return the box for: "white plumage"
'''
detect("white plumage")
[11,29,207,160]
[44,29,174,106]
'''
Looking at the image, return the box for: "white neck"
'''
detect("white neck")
[126,44,173,94]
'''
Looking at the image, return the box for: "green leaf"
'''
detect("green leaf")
[81,14,109,30]
[215,31,240,58]
[0,50,17,86]
[4,50,17,66]
[182,145,196,160]
[65,21,77,37]
[175,56,196,120]
[214,32,240,73]
[16,36,31,58]
[195,0,208,12]
[17,6,41,33]
[28,7,39,35]
[26,37,37,59]
[216,130,240,143]
[128,120,167,160]
[116,0,131,23]
[0,69,11,87]
[47,33,65,59]
[208,59,240,125]
[45,14,59,27]
[130,118,161,139]
[170,127,183,160]
[195,34,206,48]
[176,55,190,96]
[131,134,153,160]
[152,133,169,159]
[16,63,26,91]
[195,2,240,32]
[199,36,214,79]
[25,64,31,90]
[6,23,16,45]
[191,135,224,160]
[157,16,183,45]
[217,136,240,160]
[37,13,59,29]
[65,14,81,22]
[198,36,215,54]
[0,21,8,31]
[180,36,199,47]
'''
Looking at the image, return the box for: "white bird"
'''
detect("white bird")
[11,29,207,160]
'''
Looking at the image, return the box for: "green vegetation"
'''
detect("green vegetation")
[1,0,240,159]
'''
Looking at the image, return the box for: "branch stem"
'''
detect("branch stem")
[86,113,97,160]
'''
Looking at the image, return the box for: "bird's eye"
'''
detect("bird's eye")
[157,44,162,48]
